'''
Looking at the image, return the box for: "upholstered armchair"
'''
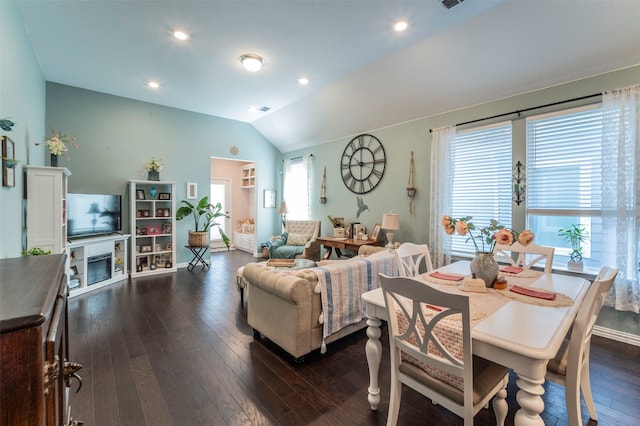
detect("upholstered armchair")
[269,220,321,261]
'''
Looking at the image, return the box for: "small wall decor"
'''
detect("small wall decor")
[512,161,526,205]
[406,151,416,213]
[264,189,276,208]
[320,166,327,204]
[230,146,239,156]
[186,182,197,199]
[2,136,16,187]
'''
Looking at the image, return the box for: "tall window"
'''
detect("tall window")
[450,122,512,255]
[283,155,311,220]
[526,104,603,270]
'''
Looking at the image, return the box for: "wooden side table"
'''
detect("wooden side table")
[315,237,384,259]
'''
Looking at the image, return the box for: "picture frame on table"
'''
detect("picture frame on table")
[162,222,172,234]
[2,136,16,187]
[165,243,173,251]
[136,189,146,200]
[370,224,382,241]
[141,245,152,253]
[156,208,164,217]
[146,224,161,235]
[263,189,276,208]
[159,192,171,200]
[163,208,170,217]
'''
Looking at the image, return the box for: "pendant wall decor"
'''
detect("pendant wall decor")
[406,151,416,214]
[320,166,327,204]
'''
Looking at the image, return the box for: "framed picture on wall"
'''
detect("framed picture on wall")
[2,136,16,187]
[264,189,276,208]
[187,182,197,199]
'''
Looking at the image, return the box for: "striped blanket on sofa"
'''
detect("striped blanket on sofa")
[313,251,399,352]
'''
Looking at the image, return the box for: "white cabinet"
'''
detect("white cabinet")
[233,231,256,254]
[129,180,176,277]
[25,166,71,254]
[241,164,256,188]
[67,234,130,297]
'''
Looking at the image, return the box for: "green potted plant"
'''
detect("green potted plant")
[176,195,231,248]
[21,247,52,256]
[558,224,590,271]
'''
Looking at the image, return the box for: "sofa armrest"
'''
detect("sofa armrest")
[243,263,314,302]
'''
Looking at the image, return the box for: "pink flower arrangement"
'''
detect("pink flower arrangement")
[37,128,78,161]
[441,215,534,253]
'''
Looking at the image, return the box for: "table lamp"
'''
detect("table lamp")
[381,212,400,248]
[278,201,288,227]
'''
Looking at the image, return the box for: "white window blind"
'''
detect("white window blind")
[450,122,512,255]
[526,105,603,268]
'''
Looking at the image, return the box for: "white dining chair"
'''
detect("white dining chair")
[546,266,619,426]
[395,242,433,277]
[379,273,509,426]
[493,241,555,273]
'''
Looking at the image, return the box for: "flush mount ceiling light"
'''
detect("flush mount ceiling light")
[393,20,408,31]
[240,54,266,72]
[298,77,309,85]
[173,30,189,40]
[147,81,159,89]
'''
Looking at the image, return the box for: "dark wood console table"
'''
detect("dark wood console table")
[315,237,384,259]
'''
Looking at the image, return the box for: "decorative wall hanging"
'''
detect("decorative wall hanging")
[186,182,198,199]
[264,189,276,208]
[512,161,525,205]
[406,151,416,213]
[2,136,16,187]
[320,166,327,203]
[230,146,239,156]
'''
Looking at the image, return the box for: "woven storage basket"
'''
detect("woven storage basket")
[188,231,209,247]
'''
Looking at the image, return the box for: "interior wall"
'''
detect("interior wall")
[45,83,281,263]
[0,0,46,258]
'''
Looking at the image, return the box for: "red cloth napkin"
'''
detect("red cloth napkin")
[501,266,524,274]
[426,304,444,312]
[429,271,464,281]
[510,285,556,300]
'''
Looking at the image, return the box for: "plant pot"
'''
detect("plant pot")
[148,170,160,181]
[188,231,209,247]
[568,261,584,272]
[50,153,58,167]
[470,252,499,288]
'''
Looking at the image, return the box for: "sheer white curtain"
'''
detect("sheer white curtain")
[601,85,640,313]
[429,126,455,268]
[283,155,311,220]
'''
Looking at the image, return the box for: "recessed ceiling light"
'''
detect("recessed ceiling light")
[298,77,309,85]
[248,106,258,112]
[394,21,408,32]
[240,54,266,72]
[147,81,160,89]
[173,30,189,40]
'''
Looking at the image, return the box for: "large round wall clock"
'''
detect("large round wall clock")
[340,133,386,194]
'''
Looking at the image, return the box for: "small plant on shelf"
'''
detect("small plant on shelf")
[22,247,52,256]
[558,224,590,271]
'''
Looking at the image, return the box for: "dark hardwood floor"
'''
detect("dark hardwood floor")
[68,250,640,425]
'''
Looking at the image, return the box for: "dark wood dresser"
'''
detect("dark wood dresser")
[1,254,82,425]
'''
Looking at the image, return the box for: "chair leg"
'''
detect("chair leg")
[387,376,401,426]
[580,356,598,421]
[565,365,583,426]
[492,377,508,426]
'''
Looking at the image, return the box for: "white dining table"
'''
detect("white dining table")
[361,260,589,426]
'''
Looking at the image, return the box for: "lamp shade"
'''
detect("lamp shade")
[278,201,288,214]
[381,213,399,230]
[87,203,101,214]
[240,54,265,72]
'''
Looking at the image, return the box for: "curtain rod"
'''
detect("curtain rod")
[284,154,314,162]
[428,93,601,133]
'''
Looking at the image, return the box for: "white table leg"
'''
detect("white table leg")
[514,373,546,425]
[365,316,382,410]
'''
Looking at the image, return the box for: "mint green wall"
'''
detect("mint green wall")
[45,83,282,263]
[289,66,640,248]
[0,0,46,258]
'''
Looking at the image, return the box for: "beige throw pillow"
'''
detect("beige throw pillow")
[287,233,311,246]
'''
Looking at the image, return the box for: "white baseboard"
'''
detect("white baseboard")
[593,325,640,347]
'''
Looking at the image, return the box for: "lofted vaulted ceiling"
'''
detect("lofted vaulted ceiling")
[15,0,640,153]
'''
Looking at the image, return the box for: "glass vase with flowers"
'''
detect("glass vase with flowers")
[40,128,78,166]
[441,215,535,287]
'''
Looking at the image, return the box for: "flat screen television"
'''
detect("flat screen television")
[67,193,122,239]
